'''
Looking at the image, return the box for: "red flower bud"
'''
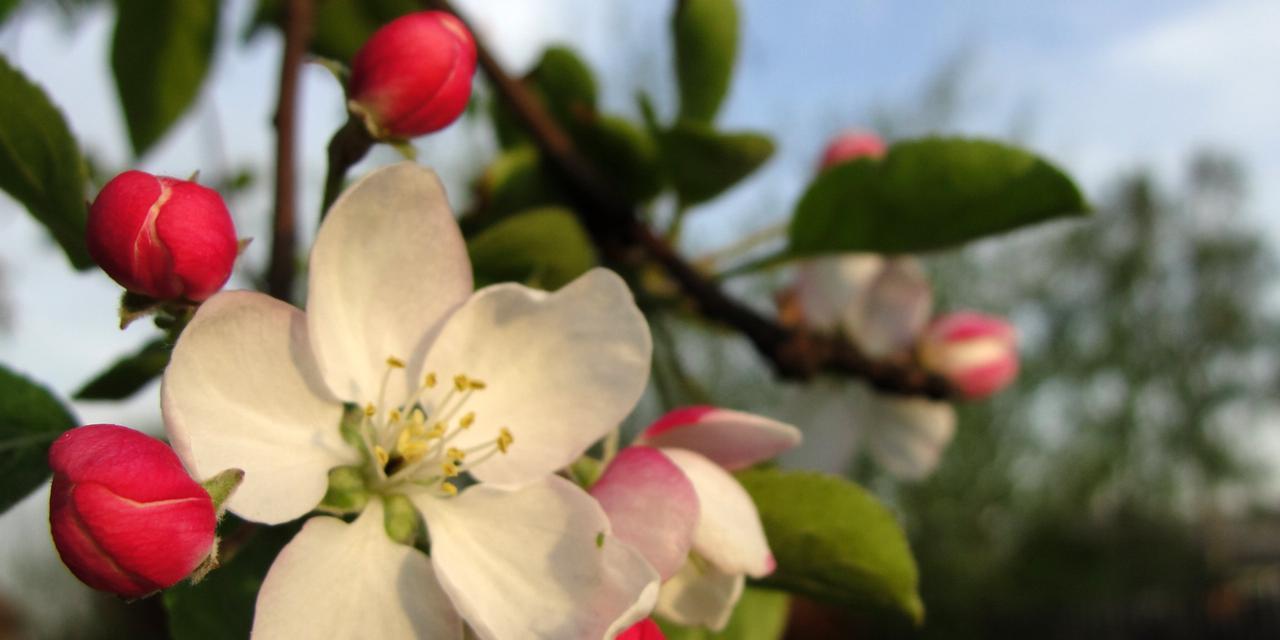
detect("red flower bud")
[87,171,237,302]
[617,618,665,640]
[48,424,216,598]
[919,311,1019,399]
[348,11,478,139]
[819,129,887,170]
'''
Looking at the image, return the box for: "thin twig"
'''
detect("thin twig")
[266,0,314,301]
[424,0,953,400]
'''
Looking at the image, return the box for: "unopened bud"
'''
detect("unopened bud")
[87,171,237,302]
[919,311,1019,399]
[347,11,477,139]
[617,618,665,640]
[48,424,217,598]
[819,129,887,170]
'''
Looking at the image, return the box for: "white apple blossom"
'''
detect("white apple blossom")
[787,254,956,480]
[591,407,801,630]
[162,163,659,639]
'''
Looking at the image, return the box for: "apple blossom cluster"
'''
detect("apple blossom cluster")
[780,130,1020,480]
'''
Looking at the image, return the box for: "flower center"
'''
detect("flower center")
[354,356,514,497]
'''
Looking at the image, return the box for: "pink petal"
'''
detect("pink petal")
[590,446,699,580]
[637,407,801,471]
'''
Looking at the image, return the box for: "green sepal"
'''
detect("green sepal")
[338,403,368,458]
[569,456,603,489]
[319,465,369,515]
[382,493,421,545]
[200,468,244,518]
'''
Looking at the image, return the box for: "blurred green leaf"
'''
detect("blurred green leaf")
[0,55,92,270]
[657,587,790,640]
[248,0,416,63]
[736,468,923,625]
[468,207,597,290]
[0,364,77,514]
[529,46,598,127]
[0,0,20,25]
[673,0,738,123]
[111,0,220,156]
[789,137,1087,256]
[74,338,170,401]
[581,115,662,203]
[165,519,301,640]
[475,145,563,220]
[660,120,773,205]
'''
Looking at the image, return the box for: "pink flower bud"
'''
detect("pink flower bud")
[48,424,216,598]
[617,619,665,640]
[819,129,887,170]
[347,11,478,139]
[87,171,238,302]
[919,311,1019,399]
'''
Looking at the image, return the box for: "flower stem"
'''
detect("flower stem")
[320,116,376,223]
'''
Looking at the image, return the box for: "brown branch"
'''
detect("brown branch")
[266,0,314,301]
[425,0,953,400]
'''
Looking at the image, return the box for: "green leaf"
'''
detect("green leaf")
[673,0,739,123]
[657,587,790,640]
[111,0,221,156]
[529,46,598,127]
[580,115,662,203]
[468,207,598,290]
[0,364,77,514]
[74,338,170,400]
[788,137,1088,256]
[0,0,20,25]
[0,55,92,269]
[660,121,773,205]
[248,0,417,62]
[736,468,923,625]
[476,145,563,219]
[165,519,301,640]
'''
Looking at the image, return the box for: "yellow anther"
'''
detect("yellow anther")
[459,412,475,429]
[424,372,437,388]
[442,461,460,477]
[446,447,466,462]
[388,409,402,423]
[440,482,458,497]
[468,379,487,390]
[497,428,514,454]
[396,428,414,454]
[410,408,426,427]
[453,374,469,391]
[374,446,390,467]
[386,356,406,369]
[363,403,376,417]
[426,423,446,439]
[401,440,429,463]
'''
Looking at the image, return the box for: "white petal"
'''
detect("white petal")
[251,503,462,640]
[865,395,956,481]
[162,291,353,525]
[589,446,699,580]
[419,269,651,487]
[636,407,801,471]
[307,162,473,404]
[413,476,660,640]
[660,449,772,578]
[793,254,883,332]
[776,381,863,474]
[654,559,745,632]
[843,256,932,358]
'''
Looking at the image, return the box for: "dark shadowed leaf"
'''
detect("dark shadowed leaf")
[0,364,77,514]
[111,0,220,156]
[74,338,170,401]
[0,55,92,269]
[789,137,1087,256]
[660,121,773,205]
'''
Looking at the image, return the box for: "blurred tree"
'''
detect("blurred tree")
[900,151,1280,637]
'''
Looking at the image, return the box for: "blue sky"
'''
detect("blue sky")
[1,0,1278,630]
